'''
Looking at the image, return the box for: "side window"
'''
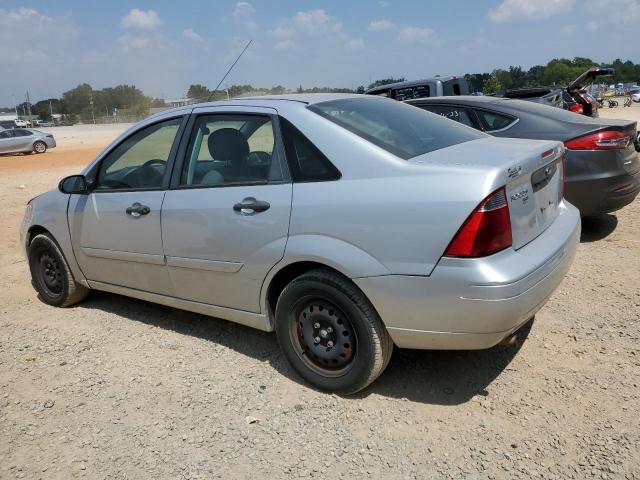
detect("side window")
[475,110,516,132]
[180,114,280,187]
[96,117,181,190]
[0,131,12,139]
[279,117,341,182]
[13,130,33,137]
[422,105,480,130]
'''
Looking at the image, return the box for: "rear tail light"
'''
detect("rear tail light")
[568,103,584,114]
[564,130,630,150]
[444,188,512,258]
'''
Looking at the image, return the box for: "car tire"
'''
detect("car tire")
[28,233,89,307]
[275,269,393,394]
[33,141,47,154]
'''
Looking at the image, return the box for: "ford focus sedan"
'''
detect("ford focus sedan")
[21,94,580,393]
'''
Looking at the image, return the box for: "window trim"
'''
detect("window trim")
[473,108,519,133]
[278,115,342,184]
[414,103,483,130]
[86,115,188,194]
[169,111,290,191]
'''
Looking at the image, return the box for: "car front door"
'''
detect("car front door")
[161,107,292,312]
[68,116,186,295]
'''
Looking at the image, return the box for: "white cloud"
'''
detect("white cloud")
[182,28,204,43]
[398,26,440,45]
[233,2,257,30]
[368,20,394,31]
[121,9,162,30]
[117,34,150,50]
[489,0,575,23]
[272,10,349,42]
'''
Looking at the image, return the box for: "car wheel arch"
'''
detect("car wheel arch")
[263,260,386,331]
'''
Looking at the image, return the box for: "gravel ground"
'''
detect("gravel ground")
[1,120,639,479]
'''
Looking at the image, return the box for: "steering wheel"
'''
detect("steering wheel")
[142,159,167,168]
[247,151,272,166]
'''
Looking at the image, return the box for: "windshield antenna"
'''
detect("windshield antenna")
[207,39,253,102]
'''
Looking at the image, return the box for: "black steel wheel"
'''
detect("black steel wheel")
[28,233,88,307]
[275,269,393,394]
[291,297,357,377]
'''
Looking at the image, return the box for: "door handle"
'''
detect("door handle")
[126,202,150,218]
[233,197,270,215]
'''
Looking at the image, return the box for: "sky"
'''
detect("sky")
[1,0,639,104]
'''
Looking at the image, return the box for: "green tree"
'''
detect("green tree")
[187,84,211,101]
[367,78,405,90]
[483,74,502,94]
[62,83,93,117]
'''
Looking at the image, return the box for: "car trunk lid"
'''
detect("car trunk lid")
[567,67,614,92]
[412,137,565,250]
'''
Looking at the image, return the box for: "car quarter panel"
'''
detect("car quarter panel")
[354,201,580,349]
[21,189,89,288]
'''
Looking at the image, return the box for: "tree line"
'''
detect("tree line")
[11,56,640,122]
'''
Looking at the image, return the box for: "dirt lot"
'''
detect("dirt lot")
[1,110,639,480]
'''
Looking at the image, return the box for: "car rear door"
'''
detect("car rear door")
[161,106,292,312]
[68,115,187,295]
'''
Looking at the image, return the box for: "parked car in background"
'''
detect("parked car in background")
[501,67,614,118]
[632,92,640,103]
[14,119,30,128]
[408,96,640,217]
[38,121,56,127]
[365,76,469,100]
[21,94,579,394]
[0,129,56,155]
[0,120,18,129]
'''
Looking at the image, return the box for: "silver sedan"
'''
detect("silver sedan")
[20,94,580,393]
[0,128,56,155]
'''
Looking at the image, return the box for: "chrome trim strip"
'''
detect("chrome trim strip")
[81,247,166,266]
[166,256,243,273]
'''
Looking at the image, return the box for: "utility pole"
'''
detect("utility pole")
[11,94,18,117]
[25,91,33,126]
[89,92,95,124]
[49,100,53,119]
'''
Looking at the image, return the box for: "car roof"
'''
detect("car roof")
[144,93,382,122]
[408,95,508,105]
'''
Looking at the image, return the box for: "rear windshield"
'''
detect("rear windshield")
[308,98,485,159]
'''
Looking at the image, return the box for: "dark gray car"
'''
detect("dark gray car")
[408,96,640,217]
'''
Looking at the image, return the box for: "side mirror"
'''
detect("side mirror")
[58,175,89,194]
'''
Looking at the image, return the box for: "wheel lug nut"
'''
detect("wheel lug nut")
[327,340,334,348]
[314,336,321,344]
[313,322,320,329]
[326,326,333,333]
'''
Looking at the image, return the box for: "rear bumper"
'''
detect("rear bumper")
[355,202,580,350]
[564,150,640,216]
[565,171,639,216]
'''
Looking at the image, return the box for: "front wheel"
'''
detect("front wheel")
[33,141,47,154]
[275,269,393,394]
[28,233,88,307]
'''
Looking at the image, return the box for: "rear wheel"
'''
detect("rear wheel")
[28,233,88,307]
[33,141,47,154]
[275,269,393,394]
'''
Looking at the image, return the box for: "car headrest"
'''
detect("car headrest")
[208,128,249,166]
